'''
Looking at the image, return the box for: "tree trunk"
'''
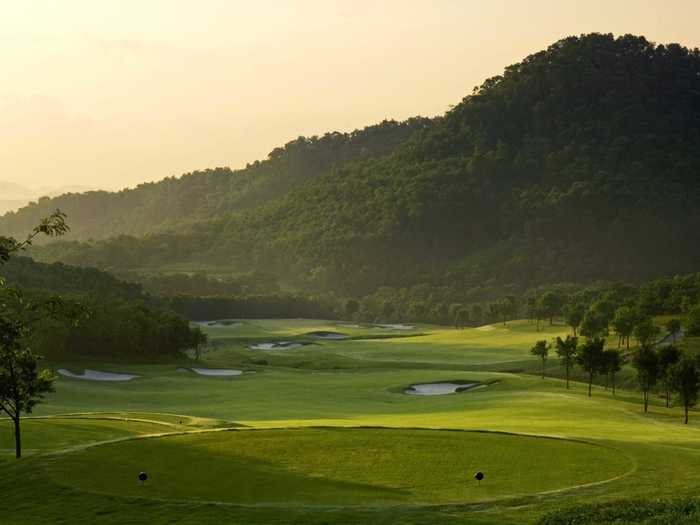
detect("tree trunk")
[573,326,577,337]
[13,416,21,459]
[643,389,649,413]
[588,372,593,397]
[626,336,630,350]
[685,403,689,424]
[612,373,616,396]
[565,363,570,389]
[541,358,545,379]
[665,384,670,408]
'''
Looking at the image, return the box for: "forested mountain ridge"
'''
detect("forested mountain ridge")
[9,33,700,296]
[0,118,430,240]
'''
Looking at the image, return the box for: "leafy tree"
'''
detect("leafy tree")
[470,304,483,327]
[191,328,208,361]
[345,299,359,318]
[456,308,470,329]
[555,335,578,390]
[686,305,700,336]
[670,356,700,424]
[611,306,637,349]
[530,340,550,379]
[602,349,623,395]
[382,301,396,322]
[633,346,660,413]
[576,338,606,397]
[0,210,68,458]
[537,291,564,325]
[658,345,682,408]
[449,303,463,329]
[562,302,586,336]
[579,307,609,339]
[665,318,682,343]
[633,318,660,348]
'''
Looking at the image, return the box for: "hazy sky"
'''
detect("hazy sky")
[1,1,699,191]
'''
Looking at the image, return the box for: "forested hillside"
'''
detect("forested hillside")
[0,119,429,240]
[6,34,700,297]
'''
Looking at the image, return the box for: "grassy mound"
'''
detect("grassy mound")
[47,427,629,506]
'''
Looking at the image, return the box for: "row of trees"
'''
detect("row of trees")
[532,336,700,424]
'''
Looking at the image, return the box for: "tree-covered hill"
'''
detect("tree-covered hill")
[0,119,430,240]
[8,34,700,296]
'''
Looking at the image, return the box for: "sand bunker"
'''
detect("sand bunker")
[196,320,240,328]
[375,324,414,330]
[306,331,349,340]
[190,368,243,376]
[57,369,139,382]
[405,382,478,396]
[476,325,496,331]
[250,341,305,350]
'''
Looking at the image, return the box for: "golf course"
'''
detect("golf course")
[3,319,700,524]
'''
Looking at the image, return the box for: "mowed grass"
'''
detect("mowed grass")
[4,318,700,524]
[47,428,630,505]
[0,417,167,459]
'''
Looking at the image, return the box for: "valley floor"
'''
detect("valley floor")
[2,319,699,524]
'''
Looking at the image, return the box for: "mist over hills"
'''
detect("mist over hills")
[3,33,700,298]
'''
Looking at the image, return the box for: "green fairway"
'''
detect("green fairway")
[47,428,630,505]
[4,318,700,524]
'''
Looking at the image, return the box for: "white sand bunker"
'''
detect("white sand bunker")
[190,368,243,376]
[196,320,240,328]
[405,382,478,396]
[375,324,415,330]
[306,331,349,340]
[250,341,304,350]
[57,369,139,382]
[476,325,496,331]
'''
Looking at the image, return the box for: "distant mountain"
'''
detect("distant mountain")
[0,182,97,214]
[4,33,700,297]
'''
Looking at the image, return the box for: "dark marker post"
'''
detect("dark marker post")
[474,471,484,486]
[138,472,148,485]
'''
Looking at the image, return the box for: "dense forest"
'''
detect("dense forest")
[3,34,700,298]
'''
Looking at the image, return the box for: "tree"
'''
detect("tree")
[470,304,483,327]
[382,301,396,322]
[665,318,682,343]
[0,318,55,458]
[537,291,564,325]
[555,335,578,389]
[0,210,68,458]
[579,306,609,339]
[670,356,700,424]
[611,306,637,350]
[456,308,470,329]
[633,345,659,413]
[191,327,208,361]
[345,299,359,319]
[530,340,550,379]
[658,344,682,408]
[602,349,623,395]
[562,302,586,336]
[687,304,700,336]
[576,337,605,397]
[449,303,464,329]
[633,318,660,348]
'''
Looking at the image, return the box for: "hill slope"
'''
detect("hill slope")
[6,33,700,295]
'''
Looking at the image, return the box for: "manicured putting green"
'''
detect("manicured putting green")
[48,428,630,505]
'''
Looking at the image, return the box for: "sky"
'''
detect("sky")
[1,0,699,192]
